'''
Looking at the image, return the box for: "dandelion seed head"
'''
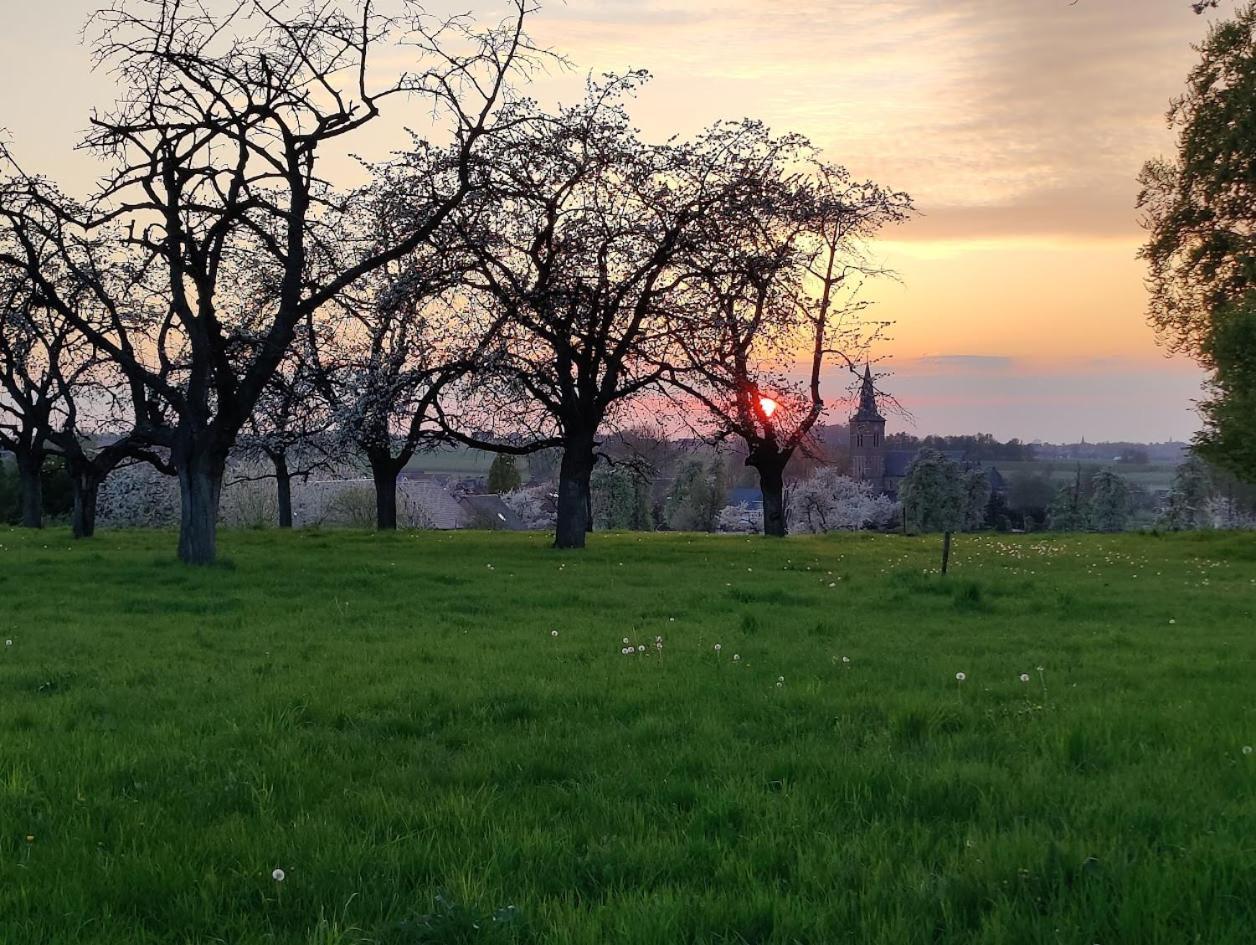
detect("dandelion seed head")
[956,672,966,682]
[272,868,285,882]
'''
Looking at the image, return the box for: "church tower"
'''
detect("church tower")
[849,365,886,485]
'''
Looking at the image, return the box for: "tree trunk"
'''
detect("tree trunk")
[274,455,293,529]
[177,451,225,565]
[70,468,100,539]
[757,461,787,537]
[370,454,399,531]
[555,434,595,549]
[16,452,43,529]
[941,530,953,575]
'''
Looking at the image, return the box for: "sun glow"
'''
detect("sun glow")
[759,396,778,418]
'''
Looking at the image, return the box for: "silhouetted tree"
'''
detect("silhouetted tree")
[446,75,743,548]
[1139,3,1256,480]
[0,0,535,562]
[670,130,911,536]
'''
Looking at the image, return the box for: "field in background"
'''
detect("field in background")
[1,528,1253,944]
[401,445,507,478]
[996,460,1179,493]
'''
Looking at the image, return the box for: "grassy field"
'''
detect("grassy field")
[1,527,1254,944]
[996,460,1179,493]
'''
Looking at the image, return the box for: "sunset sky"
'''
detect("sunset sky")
[0,0,1220,442]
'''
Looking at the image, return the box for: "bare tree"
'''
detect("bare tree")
[311,234,486,530]
[670,143,912,536]
[233,341,335,529]
[0,0,536,563]
[445,76,748,548]
[0,263,81,527]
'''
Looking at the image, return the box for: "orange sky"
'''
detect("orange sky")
[0,0,1219,441]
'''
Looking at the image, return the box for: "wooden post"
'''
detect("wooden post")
[941,530,952,575]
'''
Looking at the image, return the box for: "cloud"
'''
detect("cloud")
[910,354,1017,372]
[526,0,1207,241]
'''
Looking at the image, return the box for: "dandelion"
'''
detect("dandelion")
[4,640,10,647]
[1169,619,1176,625]
[1244,746,1253,756]
[1019,673,1030,683]
[24,835,33,843]
[550,630,559,638]
[621,647,631,655]
[272,868,285,882]
[714,643,722,653]
[955,672,966,682]
[636,645,645,653]
[778,675,785,683]
[623,637,630,645]
[733,653,740,661]
[842,656,850,664]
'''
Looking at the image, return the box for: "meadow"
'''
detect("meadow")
[0,527,1253,944]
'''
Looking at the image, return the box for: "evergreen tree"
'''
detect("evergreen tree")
[486,454,522,494]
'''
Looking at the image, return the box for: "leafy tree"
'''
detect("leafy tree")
[487,455,522,495]
[1138,3,1256,479]
[1163,454,1214,529]
[1007,470,1055,530]
[1047,471,1090,531]
[665,460,724,532]
[788,468,896,533]
[1139,4,1256,357]
[900,449,973,573]
[1088,469,1133,532]
[962,467,993,530]
[592,466,651,531]
[1196,295,1256,481]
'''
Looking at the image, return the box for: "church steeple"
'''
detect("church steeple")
[853,364,884,422]
[849,364,887,485]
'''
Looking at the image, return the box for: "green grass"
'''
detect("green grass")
[1,527,1254,944]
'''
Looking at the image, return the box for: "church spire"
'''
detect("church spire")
[852,364,884,422]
